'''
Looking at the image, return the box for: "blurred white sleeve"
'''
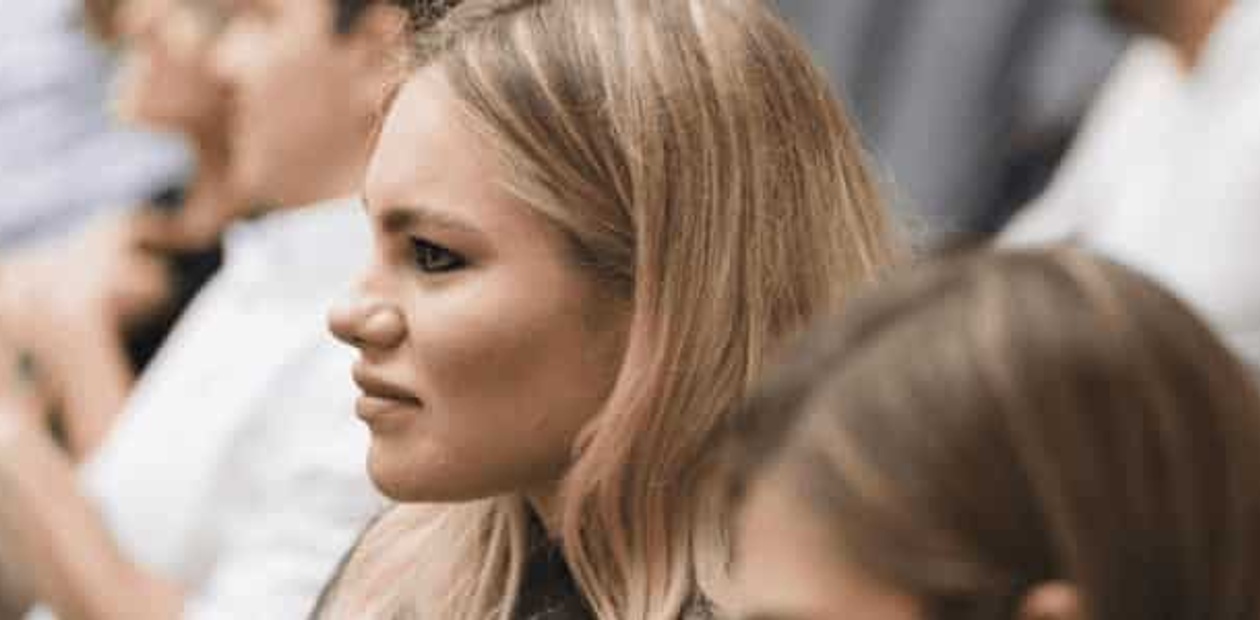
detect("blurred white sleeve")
[999,39,1184,249]
[180,338,383,620]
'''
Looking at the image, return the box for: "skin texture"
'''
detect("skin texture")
[114,0,228,135]
[0,222,157,458]
[0,330,183,620]
[211,0,398,207]
[328,67,628,511]
[734,473,922,620]
[734,474,1085,620]
[111,0,240,246]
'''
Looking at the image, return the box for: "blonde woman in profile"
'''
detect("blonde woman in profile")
[318,0,899,618]
[726,249,1260,620]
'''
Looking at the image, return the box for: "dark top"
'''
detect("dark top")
[513,514,594,620]
[307,510,594,620]
[309,510,714,620]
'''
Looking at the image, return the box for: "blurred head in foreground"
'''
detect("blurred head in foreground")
[728,249,1260,620]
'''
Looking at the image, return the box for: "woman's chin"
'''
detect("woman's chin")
[366,444,450,503]
[365,443,511,504]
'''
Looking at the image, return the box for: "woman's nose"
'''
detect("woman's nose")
[328,293,406,350]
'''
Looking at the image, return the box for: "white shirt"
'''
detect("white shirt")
[0,0,188,249]
[1002,1,1260,367]
[27,199,384,620]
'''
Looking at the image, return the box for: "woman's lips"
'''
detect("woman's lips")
[352,366,417,401]
[355,394,421,429]
[352,366,421,429]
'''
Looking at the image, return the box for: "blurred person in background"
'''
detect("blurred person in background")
[726,249,1260,620]
[0,0,189,249]
[1002,0,1260,369]
[0,0,408,617]
[775,0,1124,238]
[0,0,247,458]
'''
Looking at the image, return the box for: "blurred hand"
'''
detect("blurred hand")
[0,210,183,422]
[84,210,182,331]
[0,327,51,441]
[0,210,176,342]
[0,328,41,618]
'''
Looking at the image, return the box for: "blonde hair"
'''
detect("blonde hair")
[328,1,897,618]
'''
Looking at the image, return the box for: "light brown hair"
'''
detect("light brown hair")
[327,1,899,618]
[727,249,1260,619]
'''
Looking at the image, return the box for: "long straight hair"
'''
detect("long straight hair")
[728,249,1260,619]
[333,2,898,618]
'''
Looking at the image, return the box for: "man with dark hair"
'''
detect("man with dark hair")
[0,1,413,618]
[1004,0,1260,369]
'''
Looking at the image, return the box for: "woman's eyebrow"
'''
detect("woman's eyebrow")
[369,201,483,238]
[360,193,489,240]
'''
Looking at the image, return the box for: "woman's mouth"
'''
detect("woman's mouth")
[352,366,421,428]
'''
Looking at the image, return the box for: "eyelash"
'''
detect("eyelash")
[409,238,468,274]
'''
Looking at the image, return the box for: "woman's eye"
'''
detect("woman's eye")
[409,238,467,274]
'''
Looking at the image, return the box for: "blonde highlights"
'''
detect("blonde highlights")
[337,1,897,618]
